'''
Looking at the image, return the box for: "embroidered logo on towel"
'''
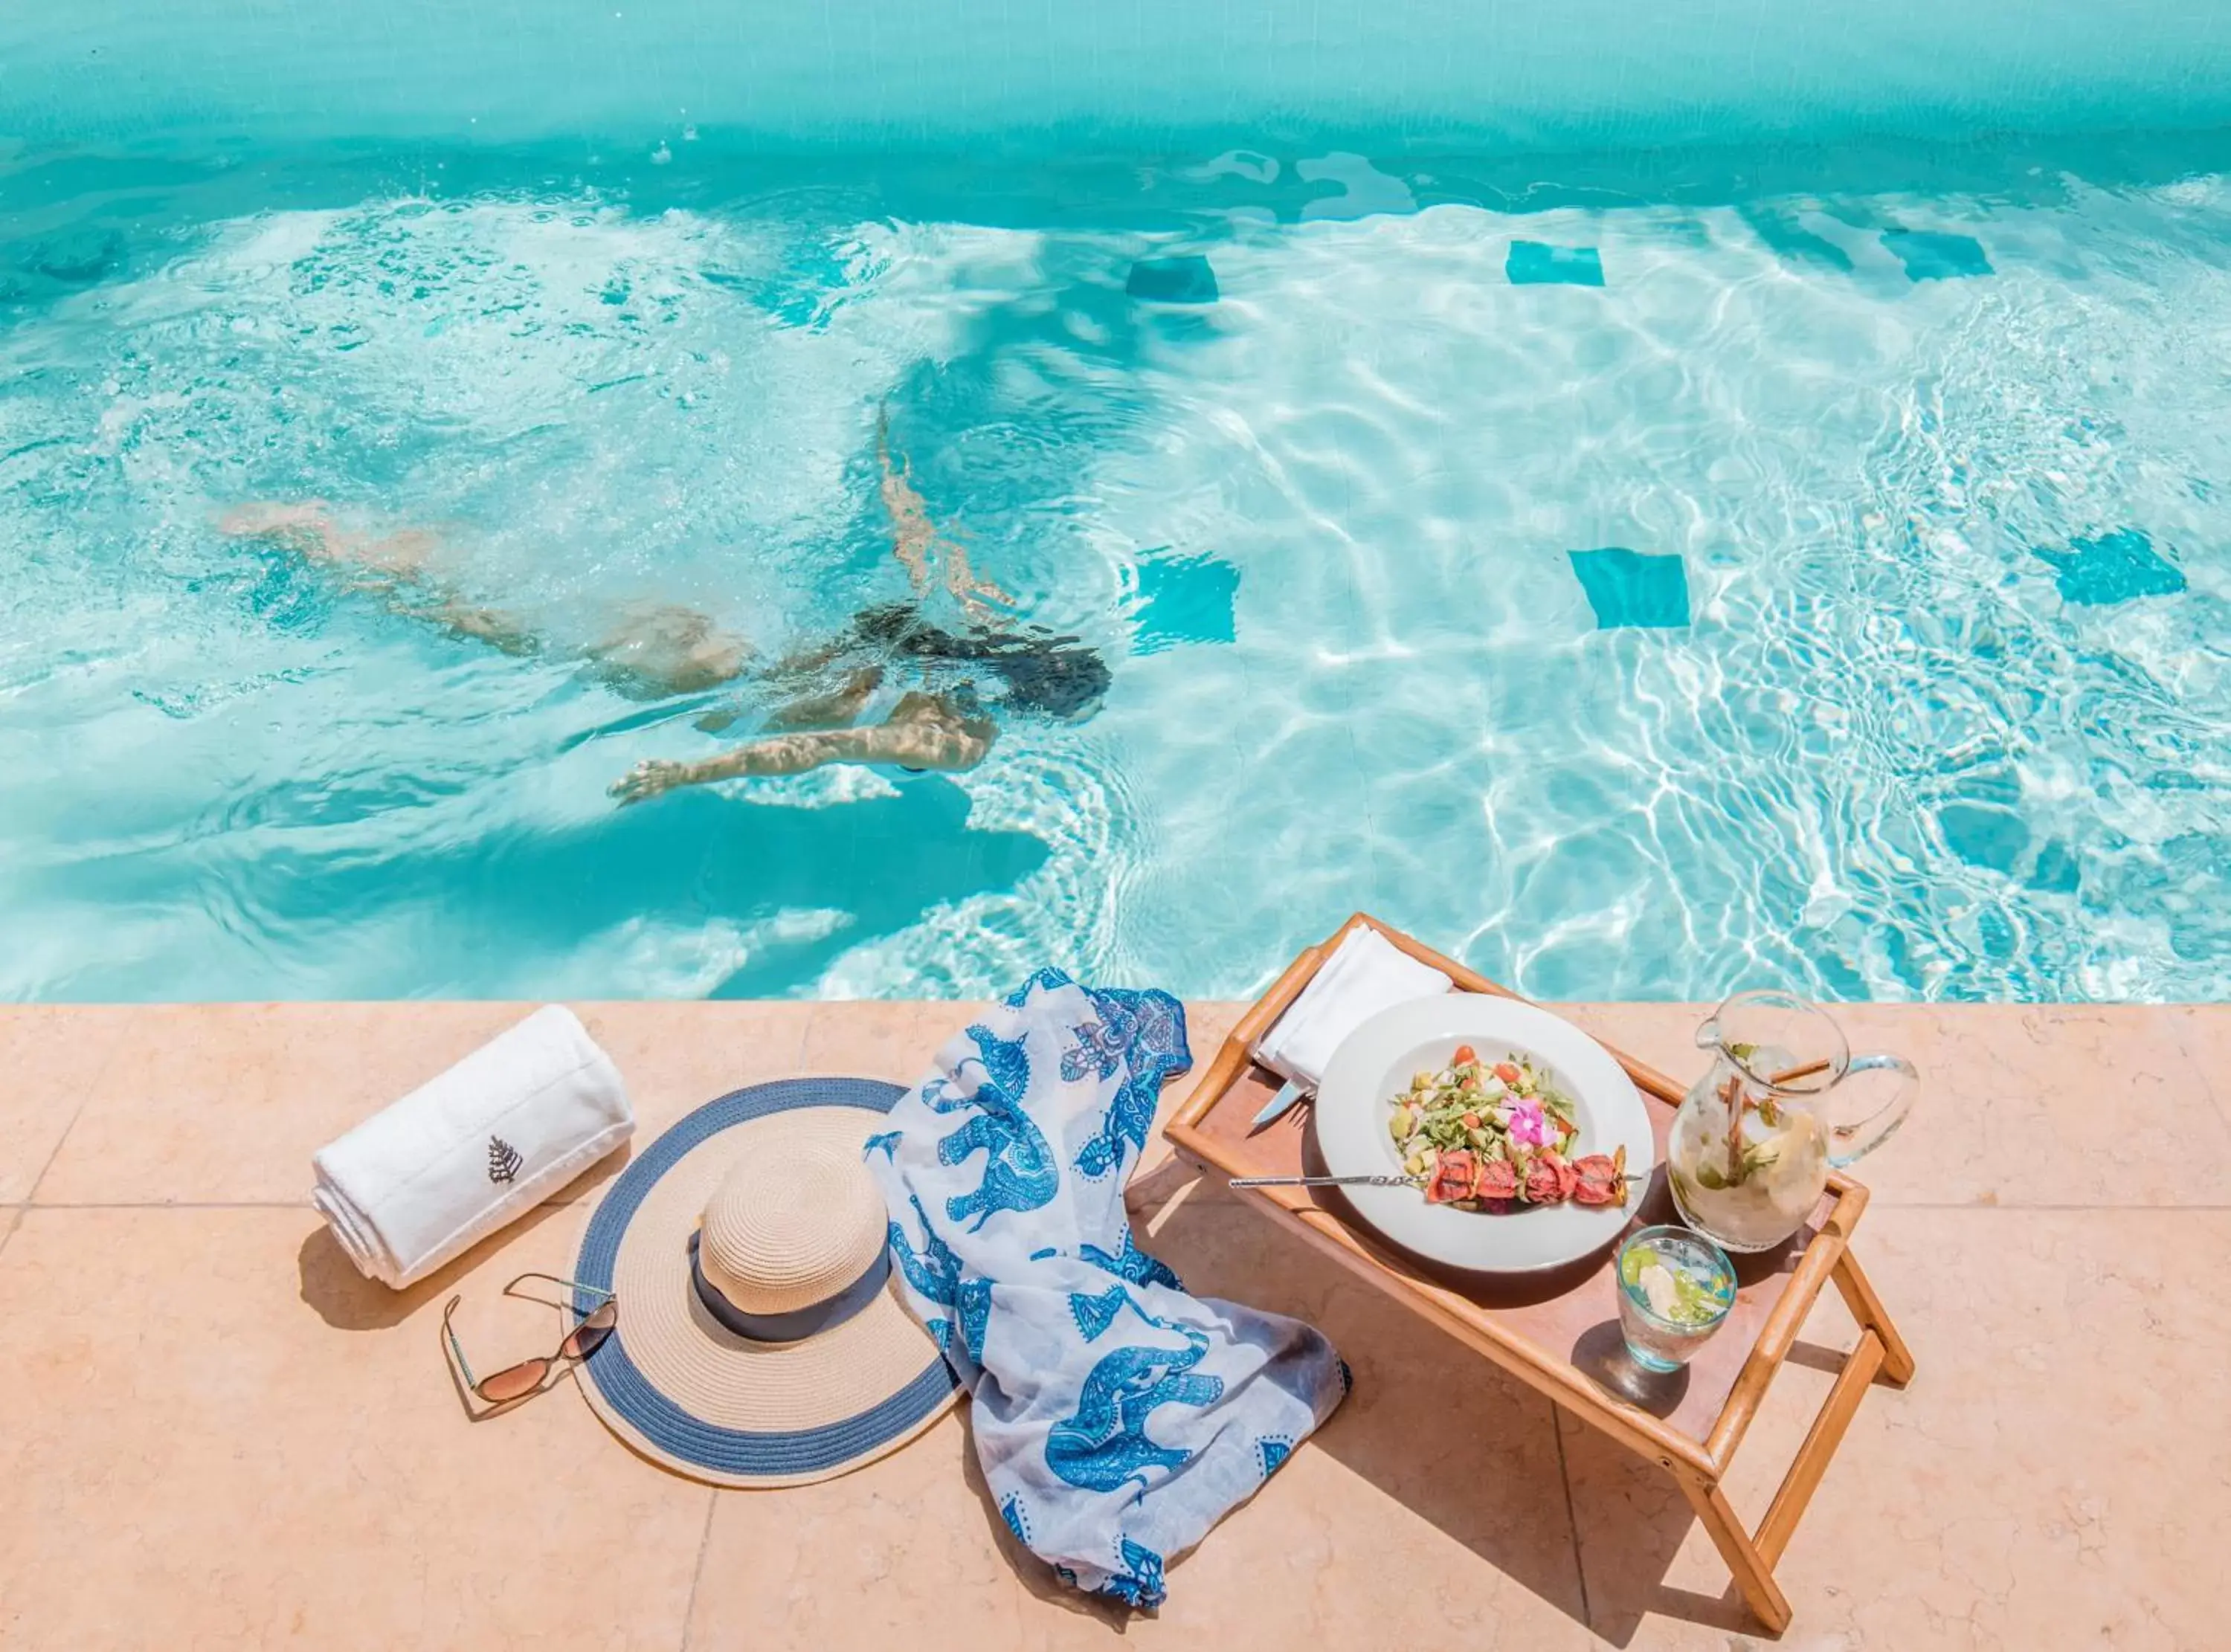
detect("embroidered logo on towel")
[487,1136,524,1184]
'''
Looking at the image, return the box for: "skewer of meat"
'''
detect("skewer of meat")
[1235,1145,1635,1208]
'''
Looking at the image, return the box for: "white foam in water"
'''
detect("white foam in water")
[25,199,1042,639]
[2,154,2230,1001]
[582,908,857,998]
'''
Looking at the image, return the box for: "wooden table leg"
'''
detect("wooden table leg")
[1673,1260,1908,1632]
[1830,1247,1916,1387]
[1677,1474,1793,1634]
[1754,1329,1885,1566]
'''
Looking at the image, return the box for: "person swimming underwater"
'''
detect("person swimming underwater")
[213,500,756,699]
[605,601,1110,804]
[216,418,1109,797]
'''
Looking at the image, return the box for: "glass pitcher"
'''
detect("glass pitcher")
[1667,990,1920,1253]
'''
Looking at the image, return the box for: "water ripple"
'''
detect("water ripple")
[2,152,2229,1001]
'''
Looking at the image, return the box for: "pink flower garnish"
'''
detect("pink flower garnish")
[1504,1100,1552,1147]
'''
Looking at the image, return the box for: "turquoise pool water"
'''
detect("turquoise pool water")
[3,127,2229,1002]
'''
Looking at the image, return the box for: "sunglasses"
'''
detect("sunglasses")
[442,1272,618,1407]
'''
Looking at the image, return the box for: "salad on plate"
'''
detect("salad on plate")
[1388,1045,1631,1211]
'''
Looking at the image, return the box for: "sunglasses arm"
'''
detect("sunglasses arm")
[503,1271,616,1310]
[440,1295,480,1389]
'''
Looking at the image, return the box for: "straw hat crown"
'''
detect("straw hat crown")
[697,1120,889,1317]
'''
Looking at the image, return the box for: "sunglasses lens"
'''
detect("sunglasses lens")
[562,1302,617,1360]
[477,1358,550,1404]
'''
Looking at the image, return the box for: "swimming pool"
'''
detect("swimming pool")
[4,20,2230,1003]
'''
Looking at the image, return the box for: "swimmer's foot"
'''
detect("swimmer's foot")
[611,758,697,806]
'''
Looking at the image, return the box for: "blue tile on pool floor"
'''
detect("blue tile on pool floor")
[1568,547,1689,629]
[1881,229,1992,281]
[2034,528,2186,605]
[1742,209,1856,272]
[1133,552,1240,652]
[1126,255,1220,304]
[1507,241,1603,287]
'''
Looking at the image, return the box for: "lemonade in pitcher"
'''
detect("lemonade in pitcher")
[1667,990,1919,1253]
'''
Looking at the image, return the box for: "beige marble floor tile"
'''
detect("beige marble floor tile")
[791,998,1235,1107]
[0,1006,142,1203]
[2167,1006,2231,1131]
[3,1001,2221,1651]
[0,1205,707,1651]
[1822,1005,2225,1207]
[798,1000,989,1085]
[1036,1439,1597,1652]
[31,1001,816,1210]
[689,1189,1594,1652]
[686,1413,1030,1652]
[1112,1193,1591,1645]
[1563,1208,2231,1650]
[33,1001,529,1207]
[1562,1004,2230,1210]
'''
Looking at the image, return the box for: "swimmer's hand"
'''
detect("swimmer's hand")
[611,758,696,806]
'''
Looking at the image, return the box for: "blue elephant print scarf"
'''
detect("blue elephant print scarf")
[864,969,1348,1608]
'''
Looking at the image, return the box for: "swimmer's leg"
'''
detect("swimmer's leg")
[219,501,544,656]
[216,501,336,554]
[402,596,544,657]
[218,503,441,579]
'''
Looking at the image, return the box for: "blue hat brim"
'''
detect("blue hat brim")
[573,1076,959,1485]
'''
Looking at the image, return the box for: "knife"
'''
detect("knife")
[1249,1080,1307,1129]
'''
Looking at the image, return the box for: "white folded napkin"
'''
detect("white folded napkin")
[1253,925,1454,1094]
[310,1005,633,1290]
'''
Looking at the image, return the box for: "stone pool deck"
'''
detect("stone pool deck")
[2,1000,2226,1650]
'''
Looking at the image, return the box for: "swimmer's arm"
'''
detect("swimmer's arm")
[877,410,1011,615]
[611,728,886,804]
[609,703,990,804]
[876,409,933,595]
[891,519,933,595]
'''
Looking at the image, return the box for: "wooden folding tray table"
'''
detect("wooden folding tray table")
[1162,914,1914,1633]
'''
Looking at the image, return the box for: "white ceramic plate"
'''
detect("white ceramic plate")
[1315,996,1655,1274]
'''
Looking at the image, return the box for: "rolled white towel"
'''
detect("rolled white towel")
[311,1004,633,1289]
[1254,925,1453,1094]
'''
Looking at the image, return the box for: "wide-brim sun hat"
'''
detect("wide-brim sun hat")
[572,1077,959,1488]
